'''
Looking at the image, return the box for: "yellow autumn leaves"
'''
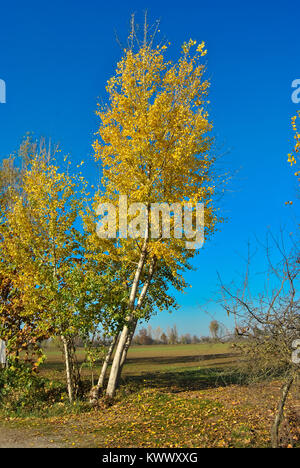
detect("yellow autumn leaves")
[288,111,300,180]
[93,39,220,274]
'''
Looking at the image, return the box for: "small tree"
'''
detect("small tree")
[220,233,299,448]
[135,328,153,345]
[153,326,163,343]
[0,139,106,402]
[161,333,168,345]
[209,320,220,340]
[167,325,179,345]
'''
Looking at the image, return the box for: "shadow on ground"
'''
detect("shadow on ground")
[118,366,247,393]
[125,352,237,366]
[41,352,238,373]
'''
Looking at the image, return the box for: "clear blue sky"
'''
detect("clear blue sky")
[0,0,299,336]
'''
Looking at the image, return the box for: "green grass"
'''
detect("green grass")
[39,342,236,382]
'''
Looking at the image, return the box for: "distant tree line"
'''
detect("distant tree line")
[131,323,231,346]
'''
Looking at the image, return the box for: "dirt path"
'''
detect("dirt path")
[0,425,64,448]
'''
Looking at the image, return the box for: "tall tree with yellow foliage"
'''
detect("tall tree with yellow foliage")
[93,21,222,397]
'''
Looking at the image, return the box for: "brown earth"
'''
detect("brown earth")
[0,425,64,448]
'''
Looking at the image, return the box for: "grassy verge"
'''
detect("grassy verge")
[0,344,299,448]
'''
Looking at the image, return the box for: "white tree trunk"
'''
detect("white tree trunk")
[90,334,119,403]
[106,253,156,398]
[119,321,138,372]
[61,335,73,403]
[115,321,138,385]
[98,334,118,389]
[106,323,132,397]
[0,340,6,368]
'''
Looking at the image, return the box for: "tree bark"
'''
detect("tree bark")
[271,374,294,448]
[105,321,133,397]
[61,335,74,403]
[117,320,138,384]
[90,333,119,403]
[106,229,149,398]
[98,334,119,389]
[106,254,156,398]
[120,256,156,376]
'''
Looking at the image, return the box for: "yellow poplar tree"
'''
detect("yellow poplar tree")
[93,24,222,397]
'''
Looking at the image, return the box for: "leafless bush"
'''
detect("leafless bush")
[219,232,300,447]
